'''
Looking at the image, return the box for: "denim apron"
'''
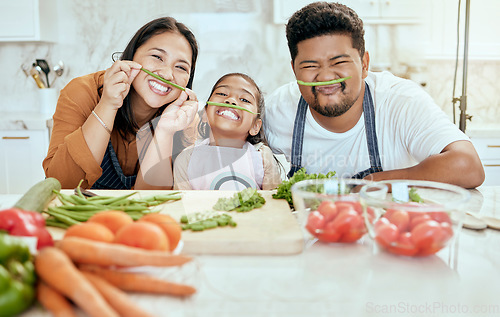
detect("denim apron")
[91,141,137,189]
[287,83,383,179]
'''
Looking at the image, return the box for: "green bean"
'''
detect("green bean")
[296,76,351,87]
[57,204,105,211]
[44,209,81,226]
[46,207,95,222]
[71,195,93,205]
[93,192,138,205]
[45,218,70,229]
[206,101,259,115]
[75,179,85,198]
[190,223,205,231]
[202,220,218,229]
[180,215,189,224]
[141,68,185,91]
[55,191,79,205]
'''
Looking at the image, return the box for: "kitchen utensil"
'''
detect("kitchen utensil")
[30,64,46,89]
[36,59,51,88]
[360,180,470,257]
[53,60,64,77]
[20,63,31,77]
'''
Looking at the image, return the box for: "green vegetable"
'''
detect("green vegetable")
[180,211,236,232]
[13,178,61,212]
[141,68,185,91]
[409,188,424,203]
[272,168,336,209]
[44,184,182,228]
[297,76,351,87]
[206,101,259,115]
[213,188,265,212]
[0,233,36,317]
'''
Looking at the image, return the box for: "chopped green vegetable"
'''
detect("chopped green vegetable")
[409,188,424,203]
[297,76,351,87]
[273,168,336,209]
[206,101,259,115]
[141,68,185,91]
[213,188,265,212]
[180,211,236,232]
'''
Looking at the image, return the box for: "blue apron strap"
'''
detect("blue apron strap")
[91,141,136,189]
[352,83,383,179]
[287,96,309,178]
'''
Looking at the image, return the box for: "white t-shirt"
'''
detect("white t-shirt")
[263,71,469,178]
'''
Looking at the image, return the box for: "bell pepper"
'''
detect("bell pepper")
[0,233,36,317]
[0,208,54,249]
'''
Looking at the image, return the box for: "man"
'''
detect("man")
[263,1,484,188]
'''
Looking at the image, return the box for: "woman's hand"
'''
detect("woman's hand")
[157,88,198,134]
[100,60,142,110]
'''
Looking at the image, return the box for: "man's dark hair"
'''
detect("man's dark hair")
[286,2,365,63]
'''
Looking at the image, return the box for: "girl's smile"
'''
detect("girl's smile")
[216,107,241,121]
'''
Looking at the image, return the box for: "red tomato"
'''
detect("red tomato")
[330,209,362,236]
[429,211,452,225]
[411,220,444,255]
[388,232,418,256]
[316,221,341,243]
[336,200,363,213]
[317,201,338,222]
[410,214,432,230]
[305,211,326,235]
[335,202,356,215]
[386,210,410,233]
[374,221,399,248]
[339,228,365,243]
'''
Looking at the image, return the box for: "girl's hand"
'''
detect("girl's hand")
[157,88,198,134]
[101,60,142,110]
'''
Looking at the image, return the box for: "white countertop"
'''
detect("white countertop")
[3,186,499,317]
[466,125,500,138]
[0,112,52,131]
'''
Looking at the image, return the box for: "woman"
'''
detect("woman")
[43,17,199,190]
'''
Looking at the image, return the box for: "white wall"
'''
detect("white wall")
[0,0,498,130]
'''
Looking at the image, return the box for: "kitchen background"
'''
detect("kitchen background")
[0,0,499,193]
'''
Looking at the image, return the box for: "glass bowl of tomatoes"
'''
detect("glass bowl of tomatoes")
[291,178,382,244]
[359,180,470,257]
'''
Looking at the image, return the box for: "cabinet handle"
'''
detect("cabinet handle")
[484,164,500,167]
[2,136,30,140]
[487,145,500,148]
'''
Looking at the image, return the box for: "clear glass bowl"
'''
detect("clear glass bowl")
[291,178,381,244]
[359,180,470,257]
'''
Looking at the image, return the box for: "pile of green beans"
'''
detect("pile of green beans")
[180,211,237,232]
[44,190,182,229]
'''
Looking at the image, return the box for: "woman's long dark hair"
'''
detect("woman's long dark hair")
[112,17,198,140]
[198,73,267,145]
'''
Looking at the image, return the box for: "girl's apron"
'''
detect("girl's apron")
[287,83,383,179]
[187,139,264,190]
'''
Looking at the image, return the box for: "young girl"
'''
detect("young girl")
[173,73,283,190]
[43,17,199,190]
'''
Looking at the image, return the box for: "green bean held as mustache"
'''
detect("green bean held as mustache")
[297,76,352,87]
[140,68,186,91]
[206,101,259,115]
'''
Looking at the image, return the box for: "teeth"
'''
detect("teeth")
[149,80,169,92]
[218,109,239,120]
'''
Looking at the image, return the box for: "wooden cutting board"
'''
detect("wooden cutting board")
[48,190,305,255]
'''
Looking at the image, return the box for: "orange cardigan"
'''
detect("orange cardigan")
[43,71,198,189]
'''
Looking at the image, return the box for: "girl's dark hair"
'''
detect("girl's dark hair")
[286,2,365,63]
[198,73,267,145]
[111,17,198,139]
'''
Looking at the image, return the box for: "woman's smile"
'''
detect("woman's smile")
[148,79,172,96]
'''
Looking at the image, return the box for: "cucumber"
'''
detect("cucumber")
[14,177,61,212]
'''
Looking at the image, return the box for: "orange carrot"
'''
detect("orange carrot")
[79,264,197,297]
[56,236,191,267]
[81,271,154,317]
[35,247,118,317]
[37,282,77,317]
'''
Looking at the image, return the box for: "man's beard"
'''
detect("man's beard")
[309,83,356,117]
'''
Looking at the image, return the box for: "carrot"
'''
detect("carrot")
[37,282,77,317]
[79,264,197,297]
[56,236,191,267]
[35,247,118,317]
[81,271,154,317]
[64,222,115,243]
[88,210,134,234]
[139,213,182,251]
[114,221,169,251]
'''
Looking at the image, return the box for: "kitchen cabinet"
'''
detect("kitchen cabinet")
[470,137,500,186]
[0,0,58,42]
[422,0,500,59]
[0,129,49,194]
[273,0,427,24]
